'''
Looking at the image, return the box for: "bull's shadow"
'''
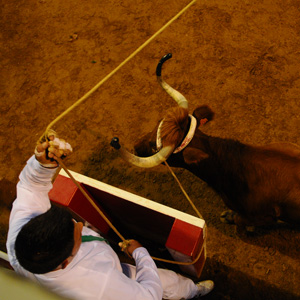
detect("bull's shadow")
[201,256,300,300]
[234,221,300,260]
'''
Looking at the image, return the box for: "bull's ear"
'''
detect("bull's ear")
[193,105,214,128]
[183,148,209,164]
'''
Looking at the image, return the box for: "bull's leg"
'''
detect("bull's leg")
[235,211,280,228]
[220,210,237,224]
[220,210,255,232]
[220,210,279,232]
[233,214,257,233]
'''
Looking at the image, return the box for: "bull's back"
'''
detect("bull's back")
[244,143,300,223]
[245,143,300,191]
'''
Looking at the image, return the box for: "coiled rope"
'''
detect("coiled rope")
[47,0,202,265]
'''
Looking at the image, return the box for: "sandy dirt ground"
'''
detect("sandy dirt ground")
[1,0,300,299]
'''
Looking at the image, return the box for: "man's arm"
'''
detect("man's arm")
[6,132,72,272]
[103,246,163,300]
[6,155,58,272]
[132,247,163,300]
[103,240,163,300]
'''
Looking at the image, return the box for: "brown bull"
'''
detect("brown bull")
[111,53,300,228]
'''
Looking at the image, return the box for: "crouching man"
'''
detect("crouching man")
[6,131,214,300]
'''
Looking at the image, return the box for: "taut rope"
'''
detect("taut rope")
[39,0,197,142]
[57,157,204,266]
[164,161,204,220]
[56,158,127,241]
[48,0,201,265]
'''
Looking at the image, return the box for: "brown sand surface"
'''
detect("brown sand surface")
[1,1,300,299]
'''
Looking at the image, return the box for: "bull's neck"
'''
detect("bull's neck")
[206,134,248,162]
[188,132,249,190]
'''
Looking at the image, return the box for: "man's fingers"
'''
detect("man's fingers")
[118,240,133,258]
[36,141,49,153]
[48,134,55,141]
[48,147,62,159]
[35,130,72,168]
[118,240,131,250]
[48,138,73,158]
[118,239,143,257]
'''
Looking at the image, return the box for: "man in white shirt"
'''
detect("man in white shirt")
[6,132,214,300]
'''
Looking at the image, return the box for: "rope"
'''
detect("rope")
[57,158,203,266]
[164,161,204,220]
[49,0,201,265]
[151,244,203,265]
[56,157,127,242]
[39,0,197,142]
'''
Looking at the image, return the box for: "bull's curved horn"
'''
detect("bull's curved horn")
[156,53,188,109]
[110,137,175,168]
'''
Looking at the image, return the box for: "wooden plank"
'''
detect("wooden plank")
[49,169,206,277]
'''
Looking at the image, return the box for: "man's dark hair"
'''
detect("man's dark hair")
[15,205,75,274]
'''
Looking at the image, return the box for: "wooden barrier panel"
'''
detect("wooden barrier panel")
[49,169,206,278]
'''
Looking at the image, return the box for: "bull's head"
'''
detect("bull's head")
[111,53,214,167]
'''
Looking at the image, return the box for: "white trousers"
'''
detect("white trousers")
[122,263,199,300]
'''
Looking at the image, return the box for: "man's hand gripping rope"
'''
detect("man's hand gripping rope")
[35,129,73,168]
[118,240,143,258]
